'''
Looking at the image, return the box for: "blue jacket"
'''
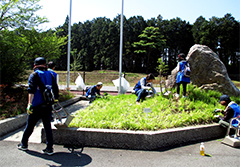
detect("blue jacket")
[28,68,59,107]
[176,61,190,83]
[230,103,240,127]
[134,77,156,94]
[48,68,59,85]
[85,85,100,97]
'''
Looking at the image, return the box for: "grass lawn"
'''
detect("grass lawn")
[69,84,240,131]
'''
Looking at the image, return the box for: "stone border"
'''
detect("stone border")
[42,123,226,150]
[0,96,82,137]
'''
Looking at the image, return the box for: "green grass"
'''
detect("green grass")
[70,84,240,131]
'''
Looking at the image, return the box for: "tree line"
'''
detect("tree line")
[1,0,239,87]
[55,14,239,75]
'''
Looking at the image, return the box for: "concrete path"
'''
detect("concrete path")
[0,138,239,167]
[1,100,89,144]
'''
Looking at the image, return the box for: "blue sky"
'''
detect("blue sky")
[37,0,240,30]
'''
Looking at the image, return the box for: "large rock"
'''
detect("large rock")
[166,44,240,97]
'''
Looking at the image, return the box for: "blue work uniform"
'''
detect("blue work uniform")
[176,61,190,83]
[85,85,100,97]
[48,68,59,85]
[85,85,100,103]
[135,77,156,102]
[230,103,240,127]
[21,68,59,151]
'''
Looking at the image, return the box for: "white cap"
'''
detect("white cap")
[97,82,103,86]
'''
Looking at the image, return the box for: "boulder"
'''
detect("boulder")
[166,44,240,97]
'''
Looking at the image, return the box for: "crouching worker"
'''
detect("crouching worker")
[134,73,157,104]
[214,94,240,129]
[85,82,103,103]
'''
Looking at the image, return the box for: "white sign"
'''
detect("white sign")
[143,108,151,113]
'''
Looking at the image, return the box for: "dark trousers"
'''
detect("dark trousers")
[177,81,187,96]
[21,104,53,150]
[135,89,148,102]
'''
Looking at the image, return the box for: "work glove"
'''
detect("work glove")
[214,109,223,112]
[147,87,152,90]
[96,94,102,98]
[26,103,33,115]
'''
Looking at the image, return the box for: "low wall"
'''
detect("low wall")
[0,114,28,137]
[42,124,226,150]
[0,96,82,137]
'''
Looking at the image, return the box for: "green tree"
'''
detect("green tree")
[0,29,28,85]
[133,26,166,73]
[217,14,240,74]
[162,18,194,71]
[192,14,240,75]
[55,16,69,70]
[0,28,67,86]
[156,58,168,95]
[0,0,48,30]
[124,16,147,72]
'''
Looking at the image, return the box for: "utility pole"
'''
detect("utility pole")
[67,0,72,89]
[118,0,124,94]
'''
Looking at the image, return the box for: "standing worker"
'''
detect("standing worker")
[17,57,59,155]
[47,61,59,85]
[175,53,190,98]
[134,73,157,104]
[85,82,103,103]
[47,61,59,121]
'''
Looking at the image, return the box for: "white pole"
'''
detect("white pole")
[67,0,72,89]
[119,0,124,94]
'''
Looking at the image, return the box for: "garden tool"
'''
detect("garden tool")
[52,101,74,129]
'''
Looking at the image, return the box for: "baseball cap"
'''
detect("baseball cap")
[178,53,185,59]
[34,57,46,65]
[96,82,103,86]
[219,94,231,102]
[47,61,56,68]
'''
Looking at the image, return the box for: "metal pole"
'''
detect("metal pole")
[67,0,72,89]
[118,0,124,94]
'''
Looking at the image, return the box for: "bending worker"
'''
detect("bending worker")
[134,73,156,104]
[85,82,103,103]
[214,94,240,129]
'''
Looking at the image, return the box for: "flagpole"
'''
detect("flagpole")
[67,0,72,89]
[119,0,124,94]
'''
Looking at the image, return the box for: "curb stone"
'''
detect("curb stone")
[42,124,226,150]
[0,96,83,137]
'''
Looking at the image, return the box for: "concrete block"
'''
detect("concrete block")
[0,113,27,137]
[41,124,226,150]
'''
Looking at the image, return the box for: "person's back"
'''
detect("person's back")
[47,61,59,85]
[85,85,97,97]
[175,53,190,98]
[29,69,56,107]
[18,57,58,155]
[228,102,240,127]
[85,82,103,103]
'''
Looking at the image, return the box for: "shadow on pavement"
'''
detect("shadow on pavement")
[25,147,92,166]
